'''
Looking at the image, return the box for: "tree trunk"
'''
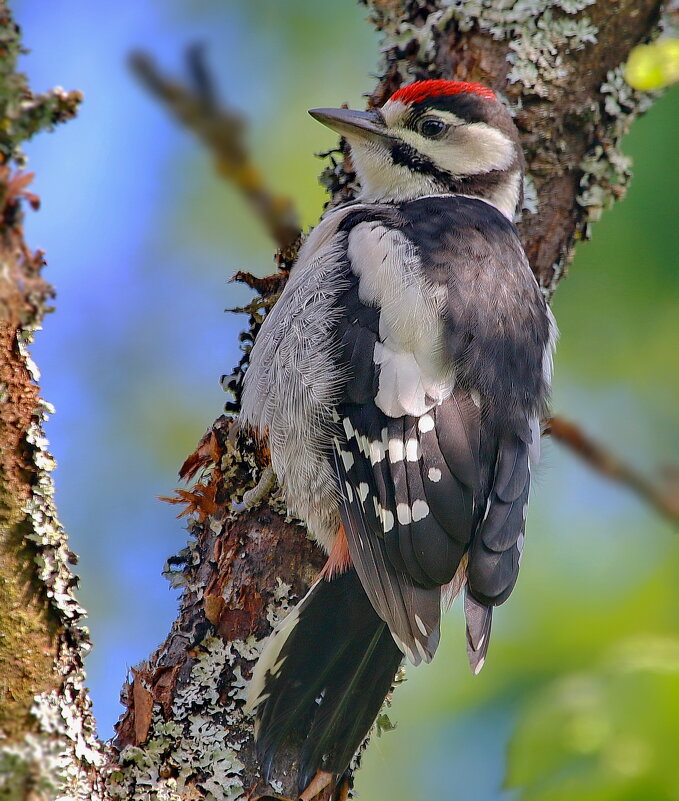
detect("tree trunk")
[0,2,668,800]
[0,8,106,801]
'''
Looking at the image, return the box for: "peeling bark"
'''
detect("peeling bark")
[0,2,671,800]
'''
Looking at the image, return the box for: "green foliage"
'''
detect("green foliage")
[508,640,679,800]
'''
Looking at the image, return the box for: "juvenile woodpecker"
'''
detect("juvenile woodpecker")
[241,80,556,796]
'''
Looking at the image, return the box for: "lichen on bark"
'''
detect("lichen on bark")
[110,2,669,799]
[0,1,672,800]
[0,8,103,801]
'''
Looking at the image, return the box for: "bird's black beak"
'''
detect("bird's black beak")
[308,107,390,142]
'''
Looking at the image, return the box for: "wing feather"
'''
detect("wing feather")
[325,197,551,672]
[333,441,440,665]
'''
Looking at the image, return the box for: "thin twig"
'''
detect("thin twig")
[129,48,301,253]
[545,415,679,526]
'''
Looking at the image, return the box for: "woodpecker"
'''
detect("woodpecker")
[241,79,556,797]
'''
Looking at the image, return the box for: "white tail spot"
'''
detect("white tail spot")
[414,614,428,636]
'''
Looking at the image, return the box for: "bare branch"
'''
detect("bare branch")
[545,415,679,525]
[129,48,301,254]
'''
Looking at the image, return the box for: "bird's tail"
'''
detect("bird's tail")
[246,569,403,794]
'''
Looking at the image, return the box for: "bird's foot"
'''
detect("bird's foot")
[232,464,275,512]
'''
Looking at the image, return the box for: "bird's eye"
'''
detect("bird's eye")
[418,118,447,138]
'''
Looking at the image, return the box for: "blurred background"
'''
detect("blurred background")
[15,1,679,799]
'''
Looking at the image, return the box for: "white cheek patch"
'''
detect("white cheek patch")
[349,139,438,203]
[397,120,515,177]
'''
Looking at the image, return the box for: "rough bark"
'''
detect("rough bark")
[0,2,670,801]
[0,8,106,801]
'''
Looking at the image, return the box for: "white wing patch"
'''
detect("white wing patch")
[348,223,455,418]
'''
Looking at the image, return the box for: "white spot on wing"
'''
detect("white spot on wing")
[343,417,354,440]
[415,638,429,663]
[340,449,354,471]
[392,633,407,656]
[517,531,525,566]
[428,467,442,483]
[405,438,421,462]
[358,434,370,457]
[358,482,369,503]
[382,508,395,533]
[344,482,354,503]
[411,499,429,522]
[418,414,435,433]
[397,503,412,525]
[470,389,481,409]
[369,438,386,465]
[389,438,405,463]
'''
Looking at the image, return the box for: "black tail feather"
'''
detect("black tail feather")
[249,570,403,793]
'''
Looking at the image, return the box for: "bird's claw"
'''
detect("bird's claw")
[232,464,275,512]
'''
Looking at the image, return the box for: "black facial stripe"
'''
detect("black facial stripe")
[389,139,517,203]
[390,140,455,186]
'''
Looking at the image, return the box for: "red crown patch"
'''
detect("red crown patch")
[390,80,496,105]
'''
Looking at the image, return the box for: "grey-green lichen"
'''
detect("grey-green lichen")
[577,65,656,230]
[109,591,297,801]
[0,10,81,165]
[1,333,107,801]
[0,8,97,798]
[537,60,658,295]
[370,0,599,97]
[110,637,246,801]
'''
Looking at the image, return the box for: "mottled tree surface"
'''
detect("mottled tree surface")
[0,2,670,800]
[0,8,104,800]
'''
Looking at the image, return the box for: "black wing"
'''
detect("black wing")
[331,196,549,668]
